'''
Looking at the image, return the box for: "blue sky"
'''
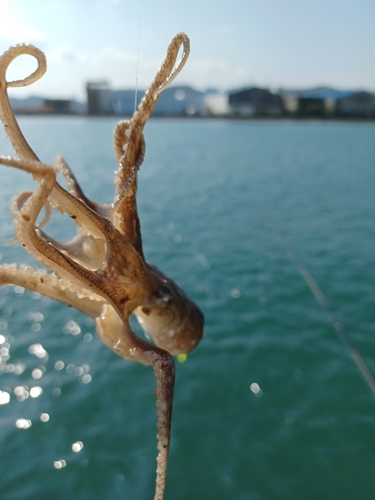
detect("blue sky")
[0,0,374,100]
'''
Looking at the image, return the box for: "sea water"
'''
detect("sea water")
[0,117,374,500]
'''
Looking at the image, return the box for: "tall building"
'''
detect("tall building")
[86,81,114,115]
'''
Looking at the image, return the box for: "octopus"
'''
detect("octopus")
[0,33,204,500]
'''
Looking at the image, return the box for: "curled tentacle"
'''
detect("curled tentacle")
[0,47,110,235]
[0,44,46,160]
[110,33,190,245]
[137,33,190,121]
[152,32,190,98]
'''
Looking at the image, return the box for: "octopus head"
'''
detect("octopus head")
[134,265,204,355]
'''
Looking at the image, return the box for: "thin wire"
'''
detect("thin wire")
[257,201,375,399]
[134,0,143,112]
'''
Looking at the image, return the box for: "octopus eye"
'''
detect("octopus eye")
[157,285,174,302]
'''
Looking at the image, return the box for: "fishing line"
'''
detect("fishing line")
[134,0,143,112]
[257,201,375,399]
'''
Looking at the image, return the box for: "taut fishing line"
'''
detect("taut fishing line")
[257,201,375,399]
[134,0,143,112]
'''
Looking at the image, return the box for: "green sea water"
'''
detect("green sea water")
[0,117,374,500]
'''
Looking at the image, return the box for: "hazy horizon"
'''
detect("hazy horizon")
[7,84,370,107]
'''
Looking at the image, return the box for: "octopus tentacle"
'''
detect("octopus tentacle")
[0,156,151,304]
[113,33,190,191]
[38,230,106,271]
[95,304,175,500]
[110,34,189,252]
[5,191,52,247]
[0,44,46,160]
[0,155,107,295]
[0,47,112,236]
[111,134,145,255]
[12,191,53,229]
[56,155,112,218]
[110,34,189,222]
[0,263,104,317]
[113,121,146,191]
[137,32,190,120]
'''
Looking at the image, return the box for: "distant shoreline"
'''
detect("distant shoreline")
[13,112,375,122]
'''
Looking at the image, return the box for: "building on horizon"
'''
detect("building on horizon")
[86,81,114,115]
[228,87,285,117]
[335,91,375,117]
[203,92,230,116]
[43,99,73,114]
[112,85,205,116]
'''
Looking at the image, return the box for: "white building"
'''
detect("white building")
[203,93,230,116]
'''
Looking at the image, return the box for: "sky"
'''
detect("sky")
[0,0,374,101]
